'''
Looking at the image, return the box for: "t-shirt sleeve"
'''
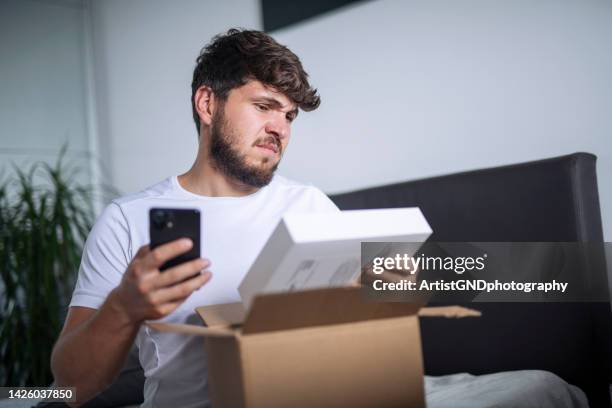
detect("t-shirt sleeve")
[69,202,132,309]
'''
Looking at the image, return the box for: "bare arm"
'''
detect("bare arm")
[50,239,212,406]
[50,296,139,405]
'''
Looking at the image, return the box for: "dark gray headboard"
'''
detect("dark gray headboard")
[331,153,611,407]
[331,153,604,242]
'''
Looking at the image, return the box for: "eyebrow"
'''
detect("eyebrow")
[252,96,299,117]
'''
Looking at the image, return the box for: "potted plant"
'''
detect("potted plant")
[0,151,102,387]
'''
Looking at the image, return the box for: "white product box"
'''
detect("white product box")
[238,207,432,307]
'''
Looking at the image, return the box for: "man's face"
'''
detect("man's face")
[208,80,298,188]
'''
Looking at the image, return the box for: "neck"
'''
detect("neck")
[178,139,259,197]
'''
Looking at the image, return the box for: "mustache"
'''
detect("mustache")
[254,136,281,152]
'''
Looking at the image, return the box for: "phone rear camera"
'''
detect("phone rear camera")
[152,210,167,229]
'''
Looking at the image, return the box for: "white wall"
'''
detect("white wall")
[87,0,612,239]
[88,0,262,195]
[272,0,612,239]
[0,0,92,178]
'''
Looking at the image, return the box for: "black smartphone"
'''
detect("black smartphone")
[149,208,200,272]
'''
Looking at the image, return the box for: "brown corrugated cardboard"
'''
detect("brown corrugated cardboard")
[148,287,479,408]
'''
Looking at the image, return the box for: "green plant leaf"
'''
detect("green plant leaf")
[1,150,99,386]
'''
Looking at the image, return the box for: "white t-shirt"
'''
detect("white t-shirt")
[69,175,339,408]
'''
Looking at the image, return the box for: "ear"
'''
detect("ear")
[194,85,216,127]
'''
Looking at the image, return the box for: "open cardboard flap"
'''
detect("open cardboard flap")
[195,302,246,327]
[145,322,234,338]
[146,286,481,336]
[239,286,422,334]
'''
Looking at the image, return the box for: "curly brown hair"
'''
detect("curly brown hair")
[191,28,320,134]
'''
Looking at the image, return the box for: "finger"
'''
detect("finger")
[362,263,414,278]
[378,270,416,284]
[129,258,156,281]
[135,244,150,259]
[149,271,212,304]
[152,298,190,317]
[143,238,193,269]
[361,266,415,285]
[138,258,209,294]
[386,266,414,277]
[128,246,152,279]
[149,258,211,289]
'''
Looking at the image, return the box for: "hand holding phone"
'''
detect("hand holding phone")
[106,208,211,324]
[111,238,212,324]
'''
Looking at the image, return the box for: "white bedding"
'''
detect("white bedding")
[426,370,589,408]
[0,370,590,407]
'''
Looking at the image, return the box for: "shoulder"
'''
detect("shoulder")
[269,174,321,193]
[269,175,339,212]
[92,177,175,236]
[268,174,326,199]
[112,177,174,208]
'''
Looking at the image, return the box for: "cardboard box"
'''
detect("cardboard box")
[148,287,479,408]
[239,208,432,308]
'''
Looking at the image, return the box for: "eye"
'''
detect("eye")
[255,103,269,112]
[286,113,296,123]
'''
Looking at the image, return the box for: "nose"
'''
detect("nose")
[264,114,290,141]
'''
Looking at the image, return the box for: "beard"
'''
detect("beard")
[209,105,281,188]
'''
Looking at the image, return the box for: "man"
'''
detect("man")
[51,28,339,407]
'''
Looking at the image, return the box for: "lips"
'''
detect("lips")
[256,143,279,154]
